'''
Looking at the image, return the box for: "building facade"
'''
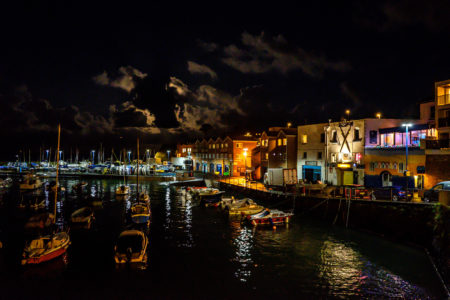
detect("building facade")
[297,123,327,183]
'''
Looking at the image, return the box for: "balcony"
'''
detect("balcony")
[437,94,450,106]
[425,139,450,149]
[438,117,450,128]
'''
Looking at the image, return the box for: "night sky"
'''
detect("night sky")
[1,1,450,159]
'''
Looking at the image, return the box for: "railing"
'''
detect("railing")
[437,94,450,106]
[425,139,450,149]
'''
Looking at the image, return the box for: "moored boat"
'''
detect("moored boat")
[224,198,264,216]
[20,174,43,190]
[131,202,151,224]
[197,189,224,206]
[246,209,293,226]
[116,185,130,196]
[71,207,94,228]
[114,230,148,264]
[21,232,71,265]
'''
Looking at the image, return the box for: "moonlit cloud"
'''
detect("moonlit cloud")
[222,32,350,77]
[92,66,148,93]
[187,61,218,80]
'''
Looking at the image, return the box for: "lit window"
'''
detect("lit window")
[265,153,268,160]
[277,139,282,146]
[182,148,186,153]
[302,135,307,144]
[236,143,243,148]
[283,138,287,145]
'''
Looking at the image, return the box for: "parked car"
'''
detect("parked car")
[422,181,450,202]
[370,186,413,201]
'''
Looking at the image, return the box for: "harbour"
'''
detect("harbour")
[0,177,447,299]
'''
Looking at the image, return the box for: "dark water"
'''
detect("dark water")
[0,178,446,299]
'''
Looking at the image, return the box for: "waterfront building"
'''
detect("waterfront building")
[421,80,450,188]
[191,135,257,177]
[297,123,327,183]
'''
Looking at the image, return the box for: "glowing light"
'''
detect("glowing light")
[376,113,381,119]
[337,163,351,168]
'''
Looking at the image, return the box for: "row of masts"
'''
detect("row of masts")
[14,147,156,165]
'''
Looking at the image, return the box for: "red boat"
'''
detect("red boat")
[21,232,71,265]
[246,209,293,226]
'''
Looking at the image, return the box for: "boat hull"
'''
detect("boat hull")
[250,216,292,226]
[22,246,68,265]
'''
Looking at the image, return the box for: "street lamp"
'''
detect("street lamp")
[127,151,131,163]
[376,113,381,119]
[402,123,412,193]
[345,109,350,120]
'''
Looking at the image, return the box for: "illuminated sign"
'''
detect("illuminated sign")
[337,163,351,169]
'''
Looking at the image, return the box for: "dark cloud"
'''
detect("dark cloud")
[221,32,350,77]
[93,66,147,93]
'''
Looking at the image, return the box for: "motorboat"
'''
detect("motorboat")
[71,207,94,229]
[20,174,43,190]
[24,213,55,231]
[21,232,71,265]
[197,189,224,206]
[131,202,150,224]
[116,185,130,196]
[246,209,293,226]
[224,198,264,216]
[114,230,148,264]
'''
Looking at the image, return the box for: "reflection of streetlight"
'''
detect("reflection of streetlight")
[167,150,171,161]
[243,148,248,184]
[376,113,381,119]
[91,150,95,164]
[127,151,131,163]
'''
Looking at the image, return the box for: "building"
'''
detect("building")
[435,80,450,139]
[325,118,429,186]
[421,80,450,188]
[191,135,257,177]
[297,123,327,183]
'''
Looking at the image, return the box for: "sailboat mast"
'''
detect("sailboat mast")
[137,138,139,195]
[54,124,61,218]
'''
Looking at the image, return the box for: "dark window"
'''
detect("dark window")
[320,133,325,143]
[331,131,337,143]
[430,106,435,120]
[369,130,378,144]
[318,152,322,159]
[354,128,361,141]
[303,152,307,159]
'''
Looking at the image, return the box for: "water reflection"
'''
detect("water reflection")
[164,187,171,230]
[230,222,254,282]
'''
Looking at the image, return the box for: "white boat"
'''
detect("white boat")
[114,230,148,264]
[71,207,94,228]
[20,174,43,190]
[116,185,130,196]
[246,209,294,226]
[21,232,71,265]
[222,198,264,216]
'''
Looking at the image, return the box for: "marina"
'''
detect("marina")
[0,177,447,298]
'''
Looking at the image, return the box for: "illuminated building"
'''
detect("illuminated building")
[297,123,327,183]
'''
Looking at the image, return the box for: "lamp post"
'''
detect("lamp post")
[127,151,131,163]
[402,123,412,195]
[345,109,350,120]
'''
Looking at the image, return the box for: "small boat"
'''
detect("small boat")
[114,230,148,264]
[246,209,293,226]
[21,232,71,265]
[20,174,43,190]
[71,207,94,228]
[24,213,55,231]
[197,189,225,206]
[130,202,150,224]
[224,198,264,216]
[116,185,130,196]
[72,182,87,192]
